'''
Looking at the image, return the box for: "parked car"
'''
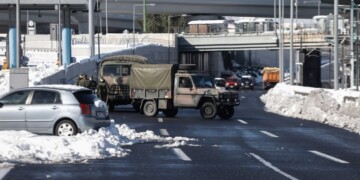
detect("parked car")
[214,77,226,90]
[225,77,241,90]
[240,75,255,90]
[0,85,110,136]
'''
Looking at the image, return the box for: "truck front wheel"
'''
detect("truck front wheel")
[200,102,217,119]
[218,106,234,120]
[163,109,178,117]
[143,101,158,117]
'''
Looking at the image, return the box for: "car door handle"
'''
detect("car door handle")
[18,107,24,110]
[52,106,59,110]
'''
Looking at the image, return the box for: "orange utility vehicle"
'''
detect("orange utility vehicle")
[261,67,279,89]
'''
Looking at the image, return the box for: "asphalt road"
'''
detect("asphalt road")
[4,89,360,180]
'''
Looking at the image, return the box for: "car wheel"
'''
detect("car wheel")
[143,101,158,117]
[217,106,234,120]
[55,120,78,136]
[200,102,217,119]
[163,108,178,117]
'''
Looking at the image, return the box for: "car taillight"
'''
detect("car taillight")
[226,82,229,86]
[80,104,91,114]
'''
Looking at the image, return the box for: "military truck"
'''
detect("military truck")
[98,55,147,111]
[130,64,240,119]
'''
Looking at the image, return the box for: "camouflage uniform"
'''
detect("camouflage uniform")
[78,75,91,88]
[96,80,108,102]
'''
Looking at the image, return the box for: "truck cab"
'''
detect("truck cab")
[98,55,148,111]
[173,71,240,119]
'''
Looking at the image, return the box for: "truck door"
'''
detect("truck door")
[174,76,197,107]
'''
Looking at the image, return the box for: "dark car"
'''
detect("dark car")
[0,85,111,136]
[240,75,255,90]
[225,77,241,90]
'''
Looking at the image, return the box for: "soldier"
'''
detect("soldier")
[88,76,98,91]
[96,77,108,102]
[78,74,91,88]
[76,74,83,86]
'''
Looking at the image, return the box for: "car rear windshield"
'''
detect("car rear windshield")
[73,90,98,104]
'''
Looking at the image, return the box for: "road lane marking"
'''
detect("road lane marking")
[160,129,169,136]
[308,150,349,164]
[249,153,298,180]
[173,148,191,161]
[0,167,12,179]
[237,119,248,124]
[158,118,163,123]
[260,131,279,138]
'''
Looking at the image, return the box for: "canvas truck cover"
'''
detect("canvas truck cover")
[100,55,148,66]
[130,64,177,90]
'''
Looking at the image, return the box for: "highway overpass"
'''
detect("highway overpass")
[0,0,336,34]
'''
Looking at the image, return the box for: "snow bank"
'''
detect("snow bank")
[260,83,360,135]
[0,121,196,164]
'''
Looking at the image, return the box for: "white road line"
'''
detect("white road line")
[160,129,169,136]
[260,130,279,138]
[173,148,191,161]
[158,118,163,123]
[237,119,248,124]
[308,150,349,164]
[249,153,298,180]
[0,167,12,179]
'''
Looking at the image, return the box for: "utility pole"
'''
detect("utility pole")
[143,0,147,32]
[334,0,339,90]
[290,0,294,85]
[16,0,20,68]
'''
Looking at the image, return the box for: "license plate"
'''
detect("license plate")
[97,112,106,118]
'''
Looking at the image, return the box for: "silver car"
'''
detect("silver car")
[0,85,110,136]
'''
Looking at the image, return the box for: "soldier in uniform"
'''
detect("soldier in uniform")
[76,74,83,86]
[78,74,91,88]
[96,77,108,102]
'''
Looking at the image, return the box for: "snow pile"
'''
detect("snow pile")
[0,122,196,164]
[261,83,360,134]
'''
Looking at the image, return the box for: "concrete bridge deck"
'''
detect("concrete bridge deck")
[178,32,331,52]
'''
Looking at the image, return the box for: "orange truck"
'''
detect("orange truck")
[261,67,280,89]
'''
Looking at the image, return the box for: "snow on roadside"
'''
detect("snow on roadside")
[0,121,197,164]
[260,83,360,135]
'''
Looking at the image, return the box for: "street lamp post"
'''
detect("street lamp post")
[132,3,155,54]
[304,0,321,15]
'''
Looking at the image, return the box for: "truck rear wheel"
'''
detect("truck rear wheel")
[143,101,158,117]
[200,102,217,119]
[163,109,178,117]
[218,106,234,120]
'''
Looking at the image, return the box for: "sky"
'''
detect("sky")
[0,46,359,171]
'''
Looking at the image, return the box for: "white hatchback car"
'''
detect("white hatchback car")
[0,85,110,136]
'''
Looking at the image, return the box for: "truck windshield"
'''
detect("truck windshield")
[103,65,131,76]
[192,75,214,88]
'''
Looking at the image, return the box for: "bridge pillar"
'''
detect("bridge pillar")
[8,6,17,68]
[62,7,72,66]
